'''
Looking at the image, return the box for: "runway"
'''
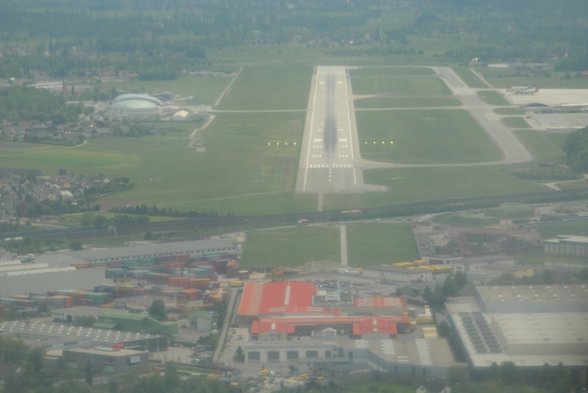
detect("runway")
[295,66,382,194]
[295,65,535,198]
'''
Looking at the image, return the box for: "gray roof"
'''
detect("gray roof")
[61,238,239,263]
[0,319,162,348]
[476,284,588,312]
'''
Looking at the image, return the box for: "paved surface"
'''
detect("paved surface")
[295,66,535,199]
[339,224,348,266]
[295,66,384,194]
[431,66,533,165]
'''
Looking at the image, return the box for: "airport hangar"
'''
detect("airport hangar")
[234,280,455,378]
[446,284,588,377]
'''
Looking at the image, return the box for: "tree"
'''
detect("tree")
[447,365,465,386]
[564,127,588,172]
[437,321,450,338]
[85,359,93,386]
[148,299,167,321]
[499,361,521,385]
[163,362,179,391]
[69,240,83,251]
[234,346,245,362]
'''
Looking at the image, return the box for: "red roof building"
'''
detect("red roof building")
[238,280,319,318]
[251,315,411,337]
[237,280,413,338]
[352,296,407,312]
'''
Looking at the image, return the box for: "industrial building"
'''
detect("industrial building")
[446,285,588,371]
[543,235,588,257]
[52,347,150,374]
[0,319,169,352]
[232,280,456,378]
[62,238,241,267]
[52,306,178,336]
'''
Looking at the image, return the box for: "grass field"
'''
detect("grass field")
[356,109,502,164]
[477,90,510,105]
[478,68,588,89]
[452,66,488,88]
[354,96,460,108]
[240,226,340,269]
[434,213,500,227]
[0,141,135,172]
[217,65,312,110]
[324,165,547,210]
[4,53,583,219]
[340,381,416,393]
[94,112,315,214]
[512,130,565,162]
[501,117,530,129]
[0,110,317,215]
[536,220,588,238]
[350,67,451,96]
[494,107,524,115]
[516,253,588,265]
[347,223,419,266]
[109,73,235,106]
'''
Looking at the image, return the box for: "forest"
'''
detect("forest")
[0,0,587,79]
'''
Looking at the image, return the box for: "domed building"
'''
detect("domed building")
[107,94,162,120]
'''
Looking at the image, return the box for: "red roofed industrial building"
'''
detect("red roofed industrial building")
[237,280,413,338]
[251,315,411,337]
[237,280,321,323]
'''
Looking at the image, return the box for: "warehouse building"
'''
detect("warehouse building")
[62,238,241,267]
[447,285,588,372]
[233,280,456,378]
[57,347,149,374]
[543,235,588,257]
[0,319,169,352]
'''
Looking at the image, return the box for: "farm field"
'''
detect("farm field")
[356,109,502,164]
[240,226,340,269]
[346,223,419,266]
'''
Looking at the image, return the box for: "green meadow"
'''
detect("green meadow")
[240,226,340,269]
[108,73,235,106]
[347,223,419,267]
[0,142,135,171]
[356,109,502,164]
[452,66,488,88]
[354,96,460,108]
[477,90,510,105]
[501,117,531,129]
[216,65,312,110]
[324,165,547,211]
[351,75,452,96]
[3,59,586,218]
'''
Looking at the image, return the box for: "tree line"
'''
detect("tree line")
[565,126,588,172]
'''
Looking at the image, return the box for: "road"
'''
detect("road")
[295,66,385,194]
